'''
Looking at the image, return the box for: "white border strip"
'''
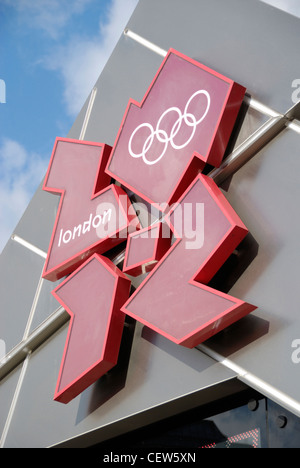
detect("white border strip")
[79,86,97,141]
[0,355,31,448]
[124,29,167,57]
[22,277,45,340]
[198,344,300,417]
[11,235,47,259]
[287,120,300,134]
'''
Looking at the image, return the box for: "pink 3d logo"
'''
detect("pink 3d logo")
[44,49,256,404]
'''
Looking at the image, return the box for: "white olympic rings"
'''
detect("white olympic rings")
[128,90,211,166]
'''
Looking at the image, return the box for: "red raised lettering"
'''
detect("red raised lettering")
[42,138,139,281]
[52,254,131,404]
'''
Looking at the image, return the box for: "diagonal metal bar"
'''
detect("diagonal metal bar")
[209,100,300,185]
[0,307,69,381]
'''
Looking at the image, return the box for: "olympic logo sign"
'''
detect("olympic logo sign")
[42,49,255,404]
[128,90,211,166]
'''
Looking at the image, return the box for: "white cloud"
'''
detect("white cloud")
[43,0,139,117]
[0,138,47,252]
[3,0,95,39]
[4,0,139,116]
[44,38,104,117]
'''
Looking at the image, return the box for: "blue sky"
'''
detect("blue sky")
[0,0,299,254]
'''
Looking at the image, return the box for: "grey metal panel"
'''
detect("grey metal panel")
[28,278,62,333]
[127,0,299,114]
[204,127,300,404]
[232,106,270,149]
[13,180,59,254]
[0,365,21,437]
[0,240,44,353]
[3,322,239,448]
